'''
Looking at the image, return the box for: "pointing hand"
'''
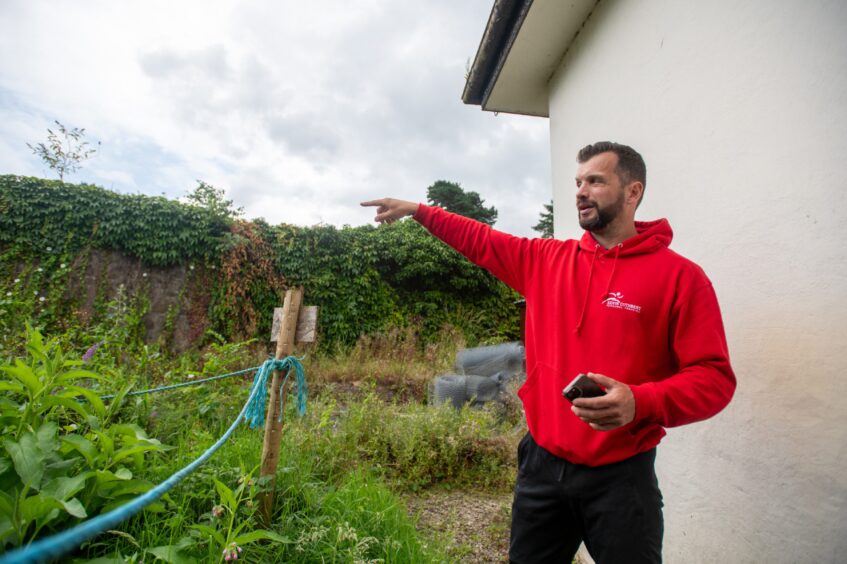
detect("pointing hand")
[360,198,419,224]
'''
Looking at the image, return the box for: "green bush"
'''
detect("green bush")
[0,326,166,549]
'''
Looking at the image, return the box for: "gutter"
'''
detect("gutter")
[462,0,534,109]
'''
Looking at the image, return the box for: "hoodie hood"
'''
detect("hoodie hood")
[578,218,673,256]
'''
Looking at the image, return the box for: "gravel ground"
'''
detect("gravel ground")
[406,489,588,563]
[405,489,513,563]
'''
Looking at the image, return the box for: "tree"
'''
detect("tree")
[27,120,100,181]
[533,200,554,238]
[184,180,243,221]
[426,180,498,226]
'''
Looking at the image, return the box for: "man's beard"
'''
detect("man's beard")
[578,192,625,232]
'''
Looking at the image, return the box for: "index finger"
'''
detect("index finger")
[360,199,386,207]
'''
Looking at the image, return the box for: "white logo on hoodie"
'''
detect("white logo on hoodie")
[602,292,642,314]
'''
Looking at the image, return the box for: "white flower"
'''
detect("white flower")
[39,296,45,302]
[5,292,10,297]
[187,374,195,379]
[142,272,148,278]
[36,267,43,272]
[46,247,52,252]
[33,290,38,295]
[189,264,195,270]
[60,263,66,269]
[14,278,19,283]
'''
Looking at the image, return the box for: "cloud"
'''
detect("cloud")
[0,0,552,236]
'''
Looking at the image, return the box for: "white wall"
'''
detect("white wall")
[547,0,847,562]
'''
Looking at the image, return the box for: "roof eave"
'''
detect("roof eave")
[462,0,599,117]
[462,0,533,108]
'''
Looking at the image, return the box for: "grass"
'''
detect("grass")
[0,324,524,563]
[303,324,466,401]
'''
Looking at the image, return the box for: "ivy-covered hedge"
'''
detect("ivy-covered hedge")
[0,176,228,265]
[0,175,519,350]
[270,221,519,347]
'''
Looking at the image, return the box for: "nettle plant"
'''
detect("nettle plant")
[0,326,167,549]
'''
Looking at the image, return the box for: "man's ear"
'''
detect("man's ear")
[626,181,644,207]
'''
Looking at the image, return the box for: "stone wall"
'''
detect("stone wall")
[65,249,208,352]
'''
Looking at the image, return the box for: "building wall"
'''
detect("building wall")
[547,0,846,562]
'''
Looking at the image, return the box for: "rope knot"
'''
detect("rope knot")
[243,356,308,429]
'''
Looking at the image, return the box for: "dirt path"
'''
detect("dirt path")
[405,489,513,563]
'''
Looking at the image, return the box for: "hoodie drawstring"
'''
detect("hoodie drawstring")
[574,247,599,334]
[603,244,623,299]
[574,243,623,334]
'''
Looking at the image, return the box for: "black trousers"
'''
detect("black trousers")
[509,433,663,564]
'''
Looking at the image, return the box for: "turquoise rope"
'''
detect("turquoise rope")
[244,356,307,427]
[0,357,306,564]
[99,366,260,400]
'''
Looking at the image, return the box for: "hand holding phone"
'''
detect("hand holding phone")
[562,373,606,403]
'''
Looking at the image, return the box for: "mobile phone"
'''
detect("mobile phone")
[562,374,606,402]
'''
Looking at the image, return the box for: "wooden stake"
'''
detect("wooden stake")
[258,287,303,526]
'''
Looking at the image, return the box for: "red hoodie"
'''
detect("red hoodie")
[414,204,736,467]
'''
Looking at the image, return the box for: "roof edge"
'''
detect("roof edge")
[462,0,534,107]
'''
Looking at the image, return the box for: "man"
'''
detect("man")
[362,142,736,563]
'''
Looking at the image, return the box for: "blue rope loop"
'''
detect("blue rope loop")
[0,357,307,564]
[244,355,307,429]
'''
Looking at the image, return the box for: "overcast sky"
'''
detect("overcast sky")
[0,0,552,236]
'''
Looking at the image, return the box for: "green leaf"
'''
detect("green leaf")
[93,468,131,490]
[56,370,108,384]
[39,396,91,420]
[61,434,97,467]
[0,381,25,393]
[189,523,225,546]
[60,497,87,518]
[145,544,198,564]
[93,429,114,458]
[43,456,79,478]
[145,501,166,513]
[0,511,14,546]
[19,493,62,525]
[99,495,140,514]
[36,421,60,452]
[0,361,42,395]
[213,478,236,509]
[63,385,105,418]
[107,479,152,498]
[41,473,91,501]
[79,557,128,563]
[58,368,105,382]
[231,529,292,545]
[111,443,163,465]
[114,467,133,480]
[4,432,46,490]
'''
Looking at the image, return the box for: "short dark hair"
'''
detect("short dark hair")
[577,141,647,189]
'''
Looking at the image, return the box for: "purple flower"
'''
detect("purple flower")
[82,340,104,362]
[223,542,242,560]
